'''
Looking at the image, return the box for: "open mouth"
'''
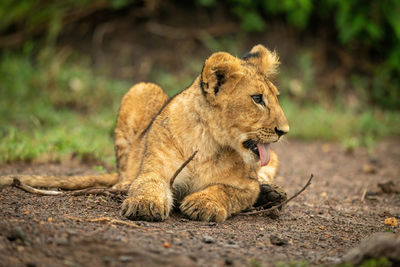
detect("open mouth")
[242,139,271,167]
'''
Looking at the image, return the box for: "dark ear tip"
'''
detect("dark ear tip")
[242,45,268,60]
[242,51,260,60]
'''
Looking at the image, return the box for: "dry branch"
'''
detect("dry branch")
[170,151,198,187]
[67,216,142,228]
[12,178,63,196]
[240,174,314,216]
[11,178,127,197]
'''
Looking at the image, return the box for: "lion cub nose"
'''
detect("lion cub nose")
[274,127,288,137]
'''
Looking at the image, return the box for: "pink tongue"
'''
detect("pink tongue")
[257,143,271,167]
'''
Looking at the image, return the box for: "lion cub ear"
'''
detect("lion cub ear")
[200,52,244,101]
[242,44,280,77]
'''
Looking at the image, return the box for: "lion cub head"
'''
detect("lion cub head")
[199,44,289,166]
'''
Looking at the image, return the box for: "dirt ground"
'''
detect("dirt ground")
[1,139,399,266]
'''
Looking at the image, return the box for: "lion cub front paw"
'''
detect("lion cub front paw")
[180,193,228,222]
[254,183,287,210]
[121,195,170,222]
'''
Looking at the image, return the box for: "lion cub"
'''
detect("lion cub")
[114,44,289,222]
[0,45,289,222]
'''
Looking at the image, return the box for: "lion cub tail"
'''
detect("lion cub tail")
[0,173,118,190]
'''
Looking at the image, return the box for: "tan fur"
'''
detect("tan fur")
[0,45,289,222]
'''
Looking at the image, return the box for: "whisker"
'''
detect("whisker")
[278,136,289,144]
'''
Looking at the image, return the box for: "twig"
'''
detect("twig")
[67,216,142,228]
[12,178,63,196]
[240,174,314,216]
[170,151,198,187]
[11,178,127,197]
[66,187,127,196]
[360,187,367,202]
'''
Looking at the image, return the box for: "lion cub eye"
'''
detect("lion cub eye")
[251,94,265,106]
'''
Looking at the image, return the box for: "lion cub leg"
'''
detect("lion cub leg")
[180,175,260,222]
[121,173,173,221]
[120,127,184,221]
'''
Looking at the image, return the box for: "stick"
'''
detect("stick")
[65,187,127,196]
[11,178,127,197]
[360,188,367,202]
[170,151,198,187]
[67,216,142,228]
[12,178,63,196]
[240,174,314,216]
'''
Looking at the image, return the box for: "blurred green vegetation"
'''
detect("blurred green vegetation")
[1,0,398,108]
[1,44,398,164]
[275,257,392,267]
[0,0,399,165]
[0,46,130,165]
[197,0,400,109]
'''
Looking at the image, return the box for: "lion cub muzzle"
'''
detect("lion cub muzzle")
[242,127,288,167]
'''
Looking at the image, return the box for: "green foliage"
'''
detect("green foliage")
[195,0,216,7]
[339,257,392,267]
[1,0,399,109]
[276,260,309,267]
[195,0,400,109]
[249,258,262,267]
[358,257,392,267]
[262,0,312,29]
[232,6,266,32]
[277,257,392,267]
[0,0,134,46]
[280,98,400,149]
[149,59,202,96]
[318,0,400,109]
[1,42,399,164]
[0,46,130,165]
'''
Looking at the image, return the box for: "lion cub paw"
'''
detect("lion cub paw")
[180,194,228,222]
[121,195,170,222]
[254,183,287,210]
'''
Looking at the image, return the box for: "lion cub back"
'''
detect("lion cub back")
[114,82,169,175]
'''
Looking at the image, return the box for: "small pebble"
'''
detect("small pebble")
[225,258,233,265]
[113,235,123,241]
[325,256,341,264]
[223,243,239,248]
[55,237,69,246]
[270,235,288,246]
[384,217,398,227]
[362,164,376,174]
[202,235,215,244]
[103,256,113,263]
[7,228,25,242]
[119,256,132,262]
